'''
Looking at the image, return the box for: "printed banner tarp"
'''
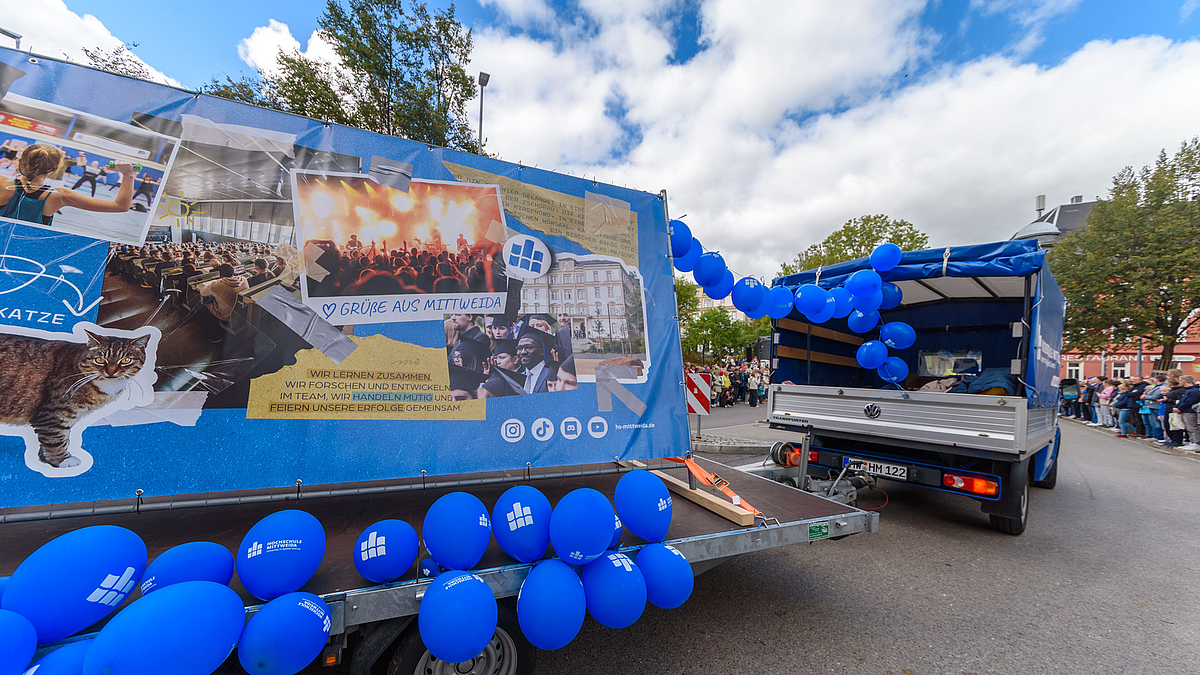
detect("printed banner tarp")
[0,50,686,509]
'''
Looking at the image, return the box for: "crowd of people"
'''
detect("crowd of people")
[685,360,769,407]
[445,312,577,400]
[1060,370,1199,451]
[305,234,508,299]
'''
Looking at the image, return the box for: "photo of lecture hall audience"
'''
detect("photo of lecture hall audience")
[445,312,578,400]
[303,233,509,299]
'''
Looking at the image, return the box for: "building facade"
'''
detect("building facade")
[518,255,639,341]
[694,295,748,322]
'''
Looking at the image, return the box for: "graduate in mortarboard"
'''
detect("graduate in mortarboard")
[450,334,491,372]
[516,324,557,394]
[480,339,526,398]
[448,365,488,401]
[525,313,554,335]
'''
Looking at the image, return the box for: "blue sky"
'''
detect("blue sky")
[12,1,1200,276]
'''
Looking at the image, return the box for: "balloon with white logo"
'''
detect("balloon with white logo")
[517,559,586,651]
[692,251,726,288]
[829,287,855,318]
[140,542,234,596]
[20,638,92,675]
[581,552,646,629]
[0,608,35,675]
[82,581,246,675]
[353,520,418,584]
[668,219,693,259]
[613,470,672,543]
[2,525,147,643]
[491,486,552,563]
[879,282,904,310]
[549,488,615,565]
[609,513,623,550]
[846,309,880,334]
[423,492,492,571]
[880,321,917,350]
[238,592,331,675]
[237,510,327,601]
[636,543,694,609]
[766,285,795,320]
[730,277,768,314]
[418,571,498,664]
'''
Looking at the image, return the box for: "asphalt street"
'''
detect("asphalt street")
[539,407,1200,675]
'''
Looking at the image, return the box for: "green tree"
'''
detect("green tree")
[682,308,767,362]
[624,273,644,338]
[779,215,929,276]
[1047,138,1200,368]
[202,0,480,152]
[674,276,699,324]
[82,42,152,81]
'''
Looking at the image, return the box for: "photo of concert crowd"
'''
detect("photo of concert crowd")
[293,173,511,299]
[445,312,578,400]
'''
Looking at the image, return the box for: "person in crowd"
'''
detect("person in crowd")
[450,335,490,372]
[445,313,485,351]
[1097,378,1116,428]
[448,365,487,401]
[549,356,578,392]
[516,326,555,394]
[1159,378,1186,447]
[248,258,274,287]
[748,369,761,407]
[1174,375,1199,451]
[1140,375,1166,441]
[479,340,525,398]
[197,263,248,343]
[1112,383,1138,438]
[0,145,137,228]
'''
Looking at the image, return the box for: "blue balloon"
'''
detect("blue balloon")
[846,310,879,334]
[703,269,735,300]
[845,269,882,296]
[238,592,331,675]
[0,609,35,675]
[237,510,326,601]
[0,576,8,603]
[855,340,888,370]
[2,525,147,644]
[880,282,903,310]
[423,492,492,571]
[418,571,497,664]
[354,519,419,583]
[730,277,767,313]
[140,542,233,596]
[672,238,702,272]
[582,552,646,629]
[614,470,672,543]
[870,243,903,272]
[880,321,917,350]
[22,639,92,675]
[635,544,693,609]
[744,295,770,320]
[692,251,726,288]
[877,357,909,383]
[766,285,795,319]
[851,288,883,314]
[610,513,623,550]
[830,287,855,319]
[793,284,828,316]
[516,560,585,651]
[549,488,615,564]
[492,486,552,564]
[806,294,836,324]
[82,581,245,675]
[668,219,692,258]
[419,558,442,579]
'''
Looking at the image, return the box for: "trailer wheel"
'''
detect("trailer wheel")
[988,481,1028,536]
[387,600,536,675]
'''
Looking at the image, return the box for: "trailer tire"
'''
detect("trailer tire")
[387,600,536,675]
[988,481,1028,536]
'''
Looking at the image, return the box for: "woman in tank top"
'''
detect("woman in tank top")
[0,144,136,228]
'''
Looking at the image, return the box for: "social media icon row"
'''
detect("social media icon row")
[501,416,608,443]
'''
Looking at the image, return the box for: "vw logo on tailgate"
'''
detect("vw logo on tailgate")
[863,403,882,419]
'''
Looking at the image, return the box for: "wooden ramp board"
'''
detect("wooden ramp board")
[0,459,859,609]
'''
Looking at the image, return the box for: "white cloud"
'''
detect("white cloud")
[466,1,1200,280]
[479,0,556,27]
[1182,0,1200,22]
[237,19,339,78]
[0,0,180,87]
[969,0,1083,56]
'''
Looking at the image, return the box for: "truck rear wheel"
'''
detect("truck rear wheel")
[988,481,1028,535]
[387,600,536,675]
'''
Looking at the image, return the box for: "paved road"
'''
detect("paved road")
[539,412,1200,675]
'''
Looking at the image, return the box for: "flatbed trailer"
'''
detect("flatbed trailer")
[3,457,877,673]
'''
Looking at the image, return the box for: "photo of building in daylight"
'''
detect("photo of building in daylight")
[517,253,644,351]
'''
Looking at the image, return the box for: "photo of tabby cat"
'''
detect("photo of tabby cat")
[0,323,159,476]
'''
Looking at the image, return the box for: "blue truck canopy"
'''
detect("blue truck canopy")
[771,240,1064,408]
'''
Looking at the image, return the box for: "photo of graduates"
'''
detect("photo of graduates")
[444,312,578,400]
[294,173,511,299]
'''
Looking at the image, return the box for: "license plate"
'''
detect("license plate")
[843,457,908,480]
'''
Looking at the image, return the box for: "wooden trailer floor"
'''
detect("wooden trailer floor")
[0,458,857,612]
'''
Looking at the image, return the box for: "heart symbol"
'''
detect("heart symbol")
[321,303,336,319]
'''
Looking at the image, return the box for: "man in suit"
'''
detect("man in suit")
[516,325,556,394]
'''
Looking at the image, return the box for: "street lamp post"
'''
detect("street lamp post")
[477,72,490,154]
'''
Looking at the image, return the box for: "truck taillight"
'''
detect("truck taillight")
[942,473,999,497]
[809,450,819,463]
